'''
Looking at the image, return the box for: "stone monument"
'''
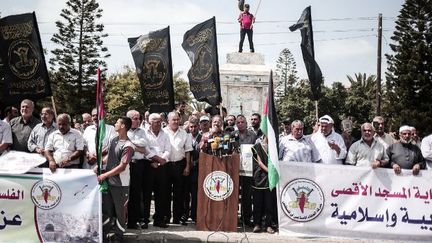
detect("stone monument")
[219,52,272,119]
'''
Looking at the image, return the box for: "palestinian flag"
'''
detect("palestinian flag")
[96,67,107,192]
[260,70,279,191]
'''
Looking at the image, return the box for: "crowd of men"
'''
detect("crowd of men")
[1,99,432,241]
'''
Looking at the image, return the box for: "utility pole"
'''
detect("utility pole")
[376,13,382,116]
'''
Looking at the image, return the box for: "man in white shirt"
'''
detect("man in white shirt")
[311,115,347,164]
[421,133,432,169]
[346,123,389,167]
[164,111,193,225]
[279,120,321,163]
[45,113,85,171]
[126,110,154,229]
[144,113,171,228]
[0,120,12,155]
[82,108,116,169]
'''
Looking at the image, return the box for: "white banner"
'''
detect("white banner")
[240,144,253,177]
[0,151,46,174]
[0,168,102,242]
[277,162,432,241]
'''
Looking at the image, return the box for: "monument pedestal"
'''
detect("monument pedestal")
[219,52,272,119]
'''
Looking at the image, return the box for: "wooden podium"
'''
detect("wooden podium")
[196,152,240,232]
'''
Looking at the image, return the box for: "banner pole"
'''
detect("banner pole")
[315,100,319,121]
[219,102,224,119]
[51,96,57,118]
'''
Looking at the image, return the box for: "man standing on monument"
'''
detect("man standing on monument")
[238,3,255,53]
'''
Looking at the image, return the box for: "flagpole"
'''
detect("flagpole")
[315,100,319,121]
[50,96,57,118]
[254,0,263,18]
[96,67,101,176]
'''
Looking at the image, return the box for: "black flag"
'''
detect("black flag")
[289,6,323,100]
[128,27,174,113]
[182,17,222,106]
[0,12,52,104]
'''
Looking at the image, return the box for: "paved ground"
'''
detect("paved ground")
[123,221,406,243]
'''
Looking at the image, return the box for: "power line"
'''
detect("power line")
[39,28,393,37]
[36,16,399,26]
[41,34,378,48]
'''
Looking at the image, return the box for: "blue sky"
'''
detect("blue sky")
[2,0,405,86]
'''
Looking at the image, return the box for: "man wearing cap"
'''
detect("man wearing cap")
[199,115,210,134]
[238,3,255,53]
[346,123,389,167]
[372,116,395,149]
[387,125,425,175]
[279,120,321,163]
[311,115,347,164]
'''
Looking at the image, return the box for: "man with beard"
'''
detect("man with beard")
[346,123,389,168]
[249,113,263,138]
[311,115,347,164]
[387,125,425,175]
[183,117,201,223]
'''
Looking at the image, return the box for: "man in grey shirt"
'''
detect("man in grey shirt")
[97,116,134,242]
[387,125,425,175]
[10,99,40,152]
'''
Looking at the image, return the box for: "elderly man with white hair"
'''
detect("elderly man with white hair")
[387,125,425,175]
[143,113,171,228]
[311,115,347,164]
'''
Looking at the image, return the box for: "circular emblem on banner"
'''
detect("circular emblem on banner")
[280,178,324,222]
[203,171,234,201]
[8,39,40,79]
[31,179,62,210]
[142,53,166,89]
[190,44,213,82]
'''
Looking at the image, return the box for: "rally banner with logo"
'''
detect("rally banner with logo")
[277,162,432,241]
[182,17,222,106]
[128,27,174,113]
[0,12,52,105]
[0,168,101,242]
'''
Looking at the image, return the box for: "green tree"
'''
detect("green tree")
[104,67,193,123]
[105,66,144,123]
[275,48,298,97]
[173,72,192,105]
[345,73,376,125]
[276,79,317,134]
[49,0,110,115]
[385,0,432,135]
